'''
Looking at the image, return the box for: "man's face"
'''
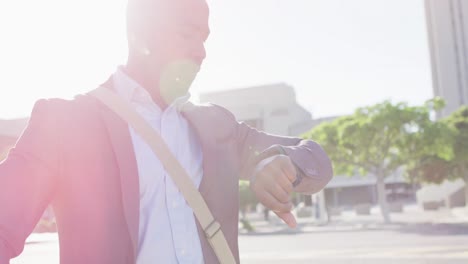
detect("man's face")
[128,0,210,102]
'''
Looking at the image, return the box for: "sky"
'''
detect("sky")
[0,0,433,119]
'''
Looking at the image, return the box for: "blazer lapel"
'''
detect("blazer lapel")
[98,99,140,259]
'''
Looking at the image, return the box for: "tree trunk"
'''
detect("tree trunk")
[376,172,391,223]
[240,207,246,220]
[463,166,468,209]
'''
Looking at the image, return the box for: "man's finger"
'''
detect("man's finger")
[278,155,297,183]
[257,166,292,196]
[275,169,294,194]
[266,182,290,203]
[261,191,293,213]
[268,156,295,190]
[275,211,297,228]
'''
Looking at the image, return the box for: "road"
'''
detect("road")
[239,225,468,264]
[10,223,468,264]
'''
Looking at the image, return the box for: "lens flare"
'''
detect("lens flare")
[159,59,200,104]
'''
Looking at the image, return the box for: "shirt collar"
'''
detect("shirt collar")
[112,66,191,112]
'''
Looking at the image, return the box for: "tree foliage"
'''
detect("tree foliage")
[304,100,447,177]
[239,180,257,216]
[409,105,468,184]
[303,98,453,222]
[444,106,468,177]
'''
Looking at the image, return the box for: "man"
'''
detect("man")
[0,0,333,263]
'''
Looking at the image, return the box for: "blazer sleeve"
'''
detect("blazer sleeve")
[216,106,333,194]
[0,99,61,262]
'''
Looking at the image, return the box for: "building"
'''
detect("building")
[426,0,468,118]
[325,172,417,210]
[199,83,312,136]
[288,116,338,137]
[422,0,467,208]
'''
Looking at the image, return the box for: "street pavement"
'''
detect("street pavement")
[10,206,468,264]
[239,225,468,264]
[238,205,468,263]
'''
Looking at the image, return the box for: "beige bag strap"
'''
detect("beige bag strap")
[89,87,236,264]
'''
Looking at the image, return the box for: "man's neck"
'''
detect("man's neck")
[122,64,169,110]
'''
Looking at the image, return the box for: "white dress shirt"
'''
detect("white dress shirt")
[113,67,204,264]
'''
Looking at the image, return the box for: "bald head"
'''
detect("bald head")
[125,0,210,105]
[127,0,209,55]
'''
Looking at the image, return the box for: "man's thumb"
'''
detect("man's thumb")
[275,211,297,228]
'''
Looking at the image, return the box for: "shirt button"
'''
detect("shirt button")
[181,249,186,256]
[172,201,178,208]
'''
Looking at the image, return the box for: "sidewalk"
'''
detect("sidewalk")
[240,205,468,235]
[25,232,58,244]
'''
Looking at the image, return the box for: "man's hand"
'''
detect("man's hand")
[250,154,297,228]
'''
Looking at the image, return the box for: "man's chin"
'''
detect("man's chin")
[160,80,194,104]
[159,60,199,104]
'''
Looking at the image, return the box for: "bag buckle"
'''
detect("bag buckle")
[204,220,221,239]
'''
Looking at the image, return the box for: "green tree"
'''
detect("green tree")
[239,180,257,231]
[398,99,454,184]
[304,100,447,223]
[409,106,468,207]
[444,106,468,205]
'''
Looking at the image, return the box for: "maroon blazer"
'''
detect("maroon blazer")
[0,86,333,263]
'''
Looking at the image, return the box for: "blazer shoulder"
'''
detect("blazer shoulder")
[29,98,72,123]
[184,101,237,123]
[182,101,239,141]
[28,94,103,135]
[31,94,98,116]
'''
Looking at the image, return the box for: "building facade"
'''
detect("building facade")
[199,83,312,136]
[426,0,468,118]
